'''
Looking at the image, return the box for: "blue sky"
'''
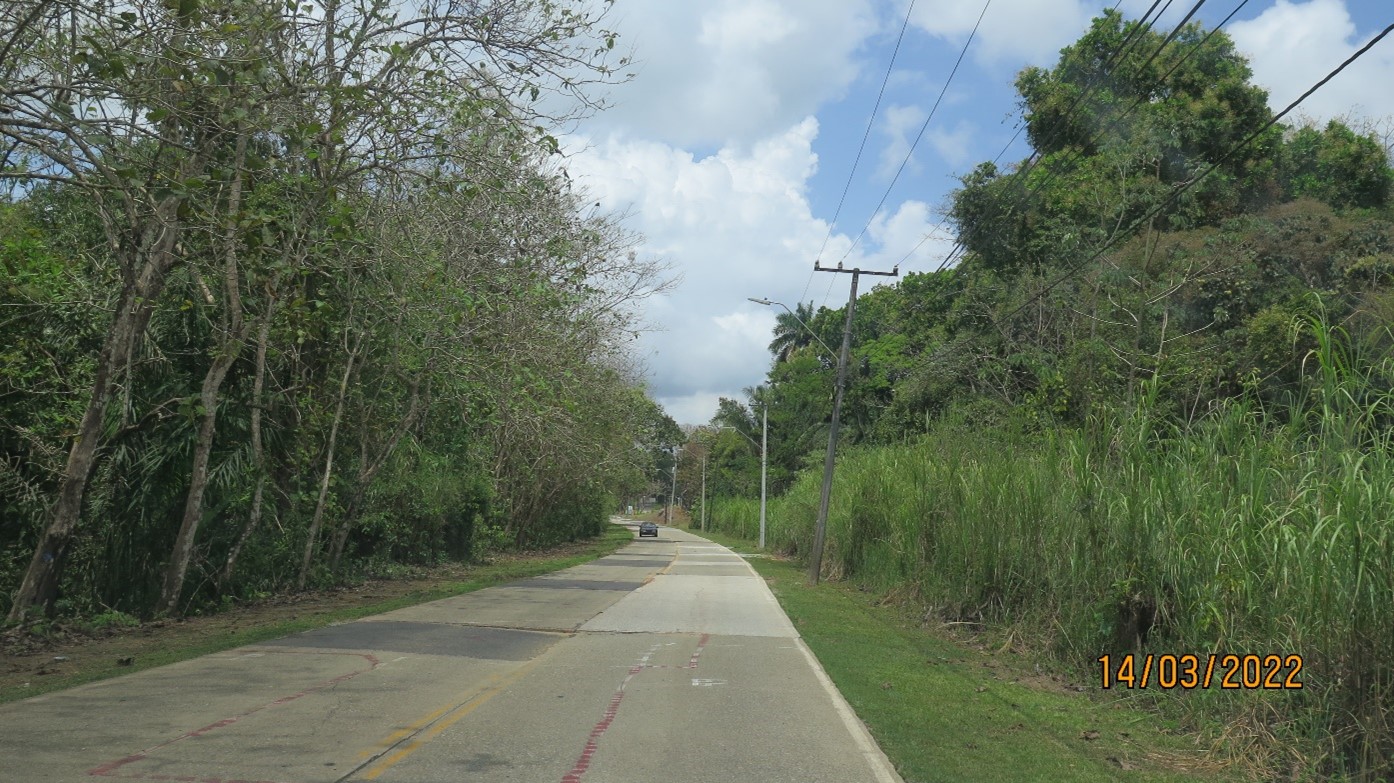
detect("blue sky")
[561,0,1394,425]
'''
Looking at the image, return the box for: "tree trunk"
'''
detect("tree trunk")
[6,227,180,621]
[156,126,250,616]
[326,378,425,573]
[219,298,276,591]
[297,330,359,589]
[156,347,239,614]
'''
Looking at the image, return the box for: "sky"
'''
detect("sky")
[560,0,1394,426]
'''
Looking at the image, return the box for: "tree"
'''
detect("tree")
[2,0,288,620]
[1014,9,1276,184]
[768,301,817,361]
[2,0,643,618]
[953,10,1283,275]
[1281,120,1393,209]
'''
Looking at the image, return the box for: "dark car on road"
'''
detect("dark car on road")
[638,521,658,537]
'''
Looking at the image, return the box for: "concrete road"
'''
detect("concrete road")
[0,521,902,783]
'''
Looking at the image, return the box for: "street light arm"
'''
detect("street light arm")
[747,297,837,356]
[715,424,760,451]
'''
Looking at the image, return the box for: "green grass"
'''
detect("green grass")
[696,319,1394,779]
[708,538,1238,783]
[1,525,632,704]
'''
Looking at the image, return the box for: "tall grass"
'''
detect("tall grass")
[705,318,1394,779]
[704,496,763,541]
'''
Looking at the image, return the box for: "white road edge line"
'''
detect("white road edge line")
[793,637,904,783]
[726,540,905,783]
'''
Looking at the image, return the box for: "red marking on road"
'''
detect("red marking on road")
[684,633,711,669]
[560,635,709,782]
[86,649,379,782]
[560,671,637,783]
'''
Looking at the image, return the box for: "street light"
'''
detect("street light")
[750,297,848,560]
[666,445,681,526]
[700,451,707,532]
[716,406,767,548]
[747,298,836,356]
[751,291,861,584]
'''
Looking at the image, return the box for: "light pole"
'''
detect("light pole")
[666,446,680,526]
[751,268,895,583]
[716,413,767,549]
[700,452,707,532]
[751,295,842,551]
[760,402,767,549]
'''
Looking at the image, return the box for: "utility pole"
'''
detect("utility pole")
[700,452,707,532]
[759,402,767,549]
[666,446,680,526]
[714,420,765,544]
[807,262,897,585]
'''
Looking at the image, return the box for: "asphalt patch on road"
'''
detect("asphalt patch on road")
[512,578,644,591]
[261,621,560,660]
[583,558,671,568]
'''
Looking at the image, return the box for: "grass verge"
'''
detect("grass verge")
[695,527,1238,783]
[0,524,632,705]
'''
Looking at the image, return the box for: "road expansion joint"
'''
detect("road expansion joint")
[572,629,712,639]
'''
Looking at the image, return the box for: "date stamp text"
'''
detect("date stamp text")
[1098,654,1303,690]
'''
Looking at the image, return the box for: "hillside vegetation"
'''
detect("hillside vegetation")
[693,12,1394,779]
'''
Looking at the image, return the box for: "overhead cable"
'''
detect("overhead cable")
[799,0,919,306]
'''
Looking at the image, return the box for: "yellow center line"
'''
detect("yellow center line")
[355,655,546,780]
[660,551,680,574]
[354,701,459,760]
[643,548,679,585]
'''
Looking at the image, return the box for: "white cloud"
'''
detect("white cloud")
[927,120,977,168]
[878,104,928,179]
[657,392,730,429]
[1228,0,1394,125]
[867,200,957,271]
[563,117,942,425]
[887,67,935,91]
[595,0,879,149]
[905,0,1097,67]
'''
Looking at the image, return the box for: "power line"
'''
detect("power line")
[819,268,837,309]
[898,5,1386,378]
[1159,0,1251,82]
[831,0,993,274]
[844,1,1245,292]
[901,0,1190,279]
[923,0,1241,279]
[823,0,994,308]
[893,222,958,271]
[825,0,1166,288]
[945,0,1171,218]
[992,21,1394,327]
[1001,0,1223,221]
[800,0,919,306]
[814,0,919,265]
[1134,0,1207,77]
[788,2,1376,436]
[991,0,1177,201]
